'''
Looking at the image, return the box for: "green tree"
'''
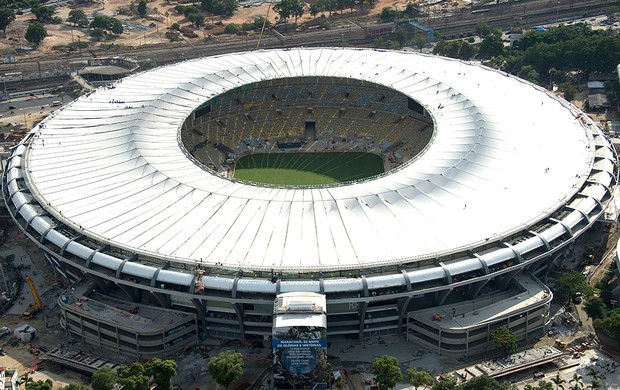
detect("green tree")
[518,65,540,83]
[586,368,602,390]
[555,270,592,304]
[478,34,504,59]
[91,367,119,390]
[584,297,606,319]
[407,368,434,389]
[413,33,428,50]
[201,0,238,16]
[25,380,53,390]
[59,385,90,390]
[475,21,493,38]
[0,8,15,36]
[404,2,419,18]
[67,9,88,27]
[252,16,270,29]
[379,6,397,21]
[31,5,56,23]
[183,5,200,18]
[111,19,124,35]
[490,325,517,355]
[395,28,407,48]
[25,21,47,45]
[91,15,112,29]
[274,0,304,23]
[459,374,512,390]
[208,350,243,389]
[310,3,319,17]
[458,41,476,60]
[372,355,403,390]
[187,12,205,27]
[569,373,583,390]
[594,308,620,342]
[146,358,176,390]
[536,380,555,390]
[138,0,147,17]
[117,362,149,390]
[431,374,458,390]
[90,27,105,39]
[433,40,476,60]
[558,82,576,101]
[550,372,566,390]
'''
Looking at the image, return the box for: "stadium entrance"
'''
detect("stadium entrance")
[273,293,328,389]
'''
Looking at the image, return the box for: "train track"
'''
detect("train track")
[0,0,611,77]
[428,0,610,35]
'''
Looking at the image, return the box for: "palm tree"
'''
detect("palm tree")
[551,373,566,390]
[569,373,584,390]
[585,368,602,390]
[585,368,601,381]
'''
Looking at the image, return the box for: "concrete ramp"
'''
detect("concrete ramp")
[70,72,94,92]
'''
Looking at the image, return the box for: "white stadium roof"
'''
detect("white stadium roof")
[22,48,598,272]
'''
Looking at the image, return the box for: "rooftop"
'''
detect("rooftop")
[22,48,597,272]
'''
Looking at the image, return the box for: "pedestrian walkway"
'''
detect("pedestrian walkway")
[69,72,94,92]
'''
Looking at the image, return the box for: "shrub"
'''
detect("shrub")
[223,23,240,34]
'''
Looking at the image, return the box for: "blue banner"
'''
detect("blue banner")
[272,339,327,349]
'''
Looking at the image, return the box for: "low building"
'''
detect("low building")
[406,274,552,358]
[587,94,610,111]
[59,281,197,360]
[0,368,18,390]
[78,57,139,84]
[13,325,36,343]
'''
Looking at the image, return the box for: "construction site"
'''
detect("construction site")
[0,227,92,386]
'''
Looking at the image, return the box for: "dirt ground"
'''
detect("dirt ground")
[0,227,91,388]
[0,0,469,61]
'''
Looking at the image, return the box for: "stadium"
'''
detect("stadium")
[2,48,617,361]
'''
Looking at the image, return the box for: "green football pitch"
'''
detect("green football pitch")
[234,152,384,186]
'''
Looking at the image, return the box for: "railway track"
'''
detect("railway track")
[0,0,611,77]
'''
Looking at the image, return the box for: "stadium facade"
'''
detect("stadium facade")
[3,48,616,359]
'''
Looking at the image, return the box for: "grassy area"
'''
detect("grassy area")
[234,152,384,186]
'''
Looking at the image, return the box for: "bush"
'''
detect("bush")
[68,41,88,50]
[223,23,240,34]
[90,27,105,38]
[379,7,397,22]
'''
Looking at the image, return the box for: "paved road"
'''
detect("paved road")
[1,96,62,111]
